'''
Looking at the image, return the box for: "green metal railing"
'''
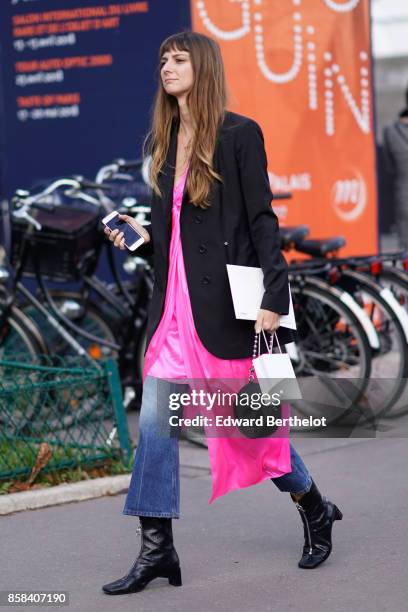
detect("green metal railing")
[0,355,132,482]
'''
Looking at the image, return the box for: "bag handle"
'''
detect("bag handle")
[261,329,282,354]
[249,330,282,382]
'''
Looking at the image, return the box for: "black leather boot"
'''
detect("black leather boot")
[291,480,343,569]
[102,517,182,595]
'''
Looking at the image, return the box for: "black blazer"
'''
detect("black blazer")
[138,110,293,359]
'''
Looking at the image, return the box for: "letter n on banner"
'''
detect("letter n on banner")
[192,0,377,255]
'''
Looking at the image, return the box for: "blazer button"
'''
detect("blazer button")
[198,244,207,254]
[194,214,203,224]
[201,275,211,285]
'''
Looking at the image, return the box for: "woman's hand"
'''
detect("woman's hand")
[255,309,280,334]
[104,214,151,251]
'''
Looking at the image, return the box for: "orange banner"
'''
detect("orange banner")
[192,0,377,256]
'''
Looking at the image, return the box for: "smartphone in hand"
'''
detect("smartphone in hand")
[102,211,145,252]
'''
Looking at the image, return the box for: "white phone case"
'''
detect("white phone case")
[102,211,145,251]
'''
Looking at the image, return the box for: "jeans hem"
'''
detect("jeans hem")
[123,509,180,519]
[289,478,313,496]
[272,476,313,495]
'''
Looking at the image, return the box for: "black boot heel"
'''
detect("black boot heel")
[334,505,343,521]
[167,566,182,586]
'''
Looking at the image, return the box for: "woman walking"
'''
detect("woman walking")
[102,31,342,595]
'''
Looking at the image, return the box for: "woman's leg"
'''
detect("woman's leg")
[270,443,312,495]
[270,443,343,569]
[103,376,184,595]
[123,375,182,519]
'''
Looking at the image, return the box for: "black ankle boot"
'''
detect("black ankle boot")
[291,480,343,569]
[102,517,182,595]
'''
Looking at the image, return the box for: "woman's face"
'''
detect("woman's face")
[160,48,194,99]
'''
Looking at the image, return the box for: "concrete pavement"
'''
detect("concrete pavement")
[1,436,407,612]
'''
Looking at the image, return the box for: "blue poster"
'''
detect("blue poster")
[0,0,191,198]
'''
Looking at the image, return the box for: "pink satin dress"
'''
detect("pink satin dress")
[143,164,291,503]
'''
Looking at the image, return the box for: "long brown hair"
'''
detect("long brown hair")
[144,31,227,209]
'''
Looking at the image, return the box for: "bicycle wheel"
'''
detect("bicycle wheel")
[372,268,408,417]
[378,267,408,313]
[289,280,372,430]
[0,306,45,359]
[0,306,48,434]
[338,270,408,418]
[21,291,119,361]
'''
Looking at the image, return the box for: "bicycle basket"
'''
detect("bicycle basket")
[11,205,103,281]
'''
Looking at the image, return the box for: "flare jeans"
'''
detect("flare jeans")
[123,376,312,519]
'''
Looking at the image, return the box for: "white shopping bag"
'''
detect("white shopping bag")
[253,331,302,400]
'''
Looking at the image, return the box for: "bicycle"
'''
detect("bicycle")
[292,236,408,419]
[1,171,152,408]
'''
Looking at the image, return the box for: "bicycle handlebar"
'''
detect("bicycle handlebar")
[94,159,145,185]
[11,176,111,230]
[71,176,111,192]
[13,178,80,204]
[113,158,144,171]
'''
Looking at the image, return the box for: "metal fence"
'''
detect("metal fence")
[0,355,132,482]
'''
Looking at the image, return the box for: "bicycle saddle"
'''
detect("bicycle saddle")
[280,225,310,248]
[295,236,346,257]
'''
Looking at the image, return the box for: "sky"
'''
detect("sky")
[372,0,408,58]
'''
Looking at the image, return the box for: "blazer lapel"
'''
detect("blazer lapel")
[159,116,195,233]
[160,119,178,221]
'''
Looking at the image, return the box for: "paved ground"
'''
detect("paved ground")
[1,435,407,612]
